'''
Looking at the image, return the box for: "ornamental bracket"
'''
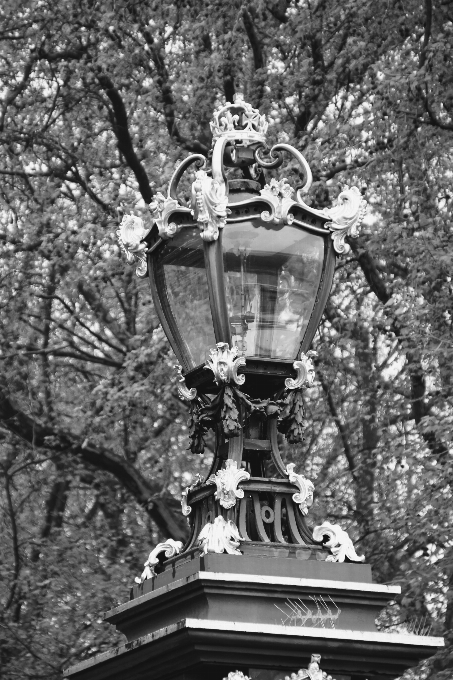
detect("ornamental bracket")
[284,654,336,680]
[323,186,367,254]
[191,168,230,241]
[175,363,197,401]
[116,214,151,278]
[285,350,317,390]
[207,459,250,509]
[181,473,203,517]
[198,515,243,555]
[260,178,296,225]
[205,342,246,385]
[312,521,365,563]
[285,463,314,515]
[135,538,183,584]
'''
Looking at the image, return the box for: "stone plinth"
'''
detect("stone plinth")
[64,552,444,680]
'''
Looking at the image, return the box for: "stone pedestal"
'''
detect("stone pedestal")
[64,551,443,680]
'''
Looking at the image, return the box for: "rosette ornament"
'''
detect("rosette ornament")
[205,342,246,385]
[324,186,367,254]
[116,214,151,277]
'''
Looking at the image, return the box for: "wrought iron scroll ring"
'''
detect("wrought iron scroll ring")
[254,144,283,169]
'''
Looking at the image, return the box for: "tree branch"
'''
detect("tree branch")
[96,71,154,204]
[0,385,188,541]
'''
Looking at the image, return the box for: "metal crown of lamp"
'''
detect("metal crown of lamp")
[65,98,443,680]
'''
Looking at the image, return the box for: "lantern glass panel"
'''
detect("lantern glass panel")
[155,227,215,368]
[222,220,324,360]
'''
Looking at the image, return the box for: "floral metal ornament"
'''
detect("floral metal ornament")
[285,463,314,515]
[175,363,197,401]
[181,473,203,517]
[324,186,367,254]
[191,168,230,241]
[207,459,250,509]
[135,538,183,584]
[312,521,365,563]
[198,515,243,555]
[116,214,151,277]
[223,673,251,680]
[285,654,335,680]
[205,342,246,385]
[149,192,181,239]
[260,177,296,224]
[210,93,268,146]
[285,350,317,390]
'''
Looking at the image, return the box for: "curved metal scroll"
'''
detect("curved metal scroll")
[270,143,313,199]
[169,154,207,202]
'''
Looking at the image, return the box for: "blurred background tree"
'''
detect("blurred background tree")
[0,0,452,677]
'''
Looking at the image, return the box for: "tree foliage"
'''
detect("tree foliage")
[1,0,453,677]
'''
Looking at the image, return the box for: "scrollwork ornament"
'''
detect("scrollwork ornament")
[285,350,317,390]
[324,186,367,254]
[175,363,197,401]
[285,463,314,515]
[223,673,251,680]
[181,473,203,517]
[116,214,151,277]
[205,342,246,386]
[312,521,365,563]
[207,459,250,509]
[198,515,243,555]
[135,538,183,584]
[149,192,181,239]
[191,169,229,241]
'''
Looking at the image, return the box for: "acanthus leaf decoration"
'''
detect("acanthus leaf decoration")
[260,177,296,224]
[175,363,197,401]
[181,473,203,517]
[285,350,317,390]
[205,342,246,386]
[312,521,365,563]
[135,538,183,584]
[116,214,151,277]
[191,169,230,241]
[198,515,243,555]
[285,463,314,515]
[149,192,181,239]
[323,186,367,254]
[207,459,250,509]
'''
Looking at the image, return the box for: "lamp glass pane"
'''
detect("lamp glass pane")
[222,220,325,360]
[156,227,215,368]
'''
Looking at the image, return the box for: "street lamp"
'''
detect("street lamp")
[121,96,365,392]
[64,97,443,680]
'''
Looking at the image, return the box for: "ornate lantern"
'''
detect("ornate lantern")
[117,96,368,562]
[65,97,443,680]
